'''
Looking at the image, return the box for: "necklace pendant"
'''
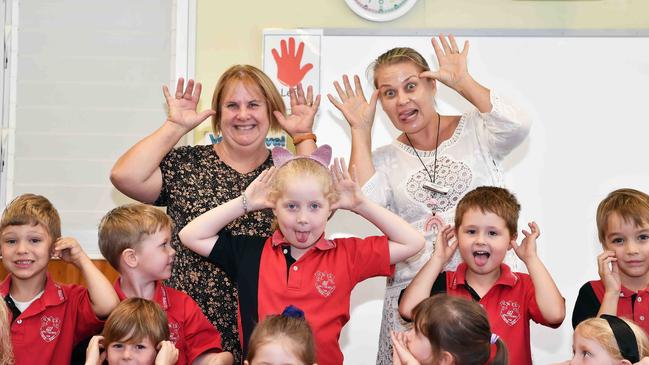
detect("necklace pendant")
[424,213,446,232]
[424,198,445,232]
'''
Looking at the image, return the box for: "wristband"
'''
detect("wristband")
[292,133,317,145]
[241,194,248,214]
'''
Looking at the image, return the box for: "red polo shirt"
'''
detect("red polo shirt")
[114,278,223,365]
[444,263,560,365]
[208,229,394,365]
[1,273,103,365]
[572,280,649,334]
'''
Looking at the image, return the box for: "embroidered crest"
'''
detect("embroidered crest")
[168,322,180,344]
[314,271,336,297]
[499,300,521,326]
[40,315,61,342]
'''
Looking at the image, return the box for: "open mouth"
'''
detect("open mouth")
[14,259,34,268]
[398,109,418,122]
[473,251,491,267]
[234,125,255,131]
[295,231,310,243]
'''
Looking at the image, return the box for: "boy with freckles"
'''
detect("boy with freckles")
[573,188,649,334]
[399,186,565,365]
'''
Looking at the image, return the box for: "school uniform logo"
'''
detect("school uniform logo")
[314,271,336,297]
[168,322,180,344]
[499,300,520,326]
[40,315,61,342]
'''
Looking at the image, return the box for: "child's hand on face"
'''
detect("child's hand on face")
[390,331,420,365]
[243,167,277,211]
[431,224,457,266]
[510,221,540,265]
[155,341,179,365]
[330,157,364,211]
[53,237,89,266]
[598,250,621,294]
[84,335,106,365]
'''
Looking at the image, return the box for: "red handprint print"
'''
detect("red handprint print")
[272,37,314,88]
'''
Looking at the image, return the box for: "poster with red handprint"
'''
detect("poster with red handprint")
[263,30,322,114]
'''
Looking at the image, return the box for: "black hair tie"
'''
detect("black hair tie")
[600,314,640,363]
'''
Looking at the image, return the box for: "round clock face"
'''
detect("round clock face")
[345,0,418,22]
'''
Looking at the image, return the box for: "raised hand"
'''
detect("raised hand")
[327,74,379,132]
[598,251,621,294]
[330,158,364,211]
[419,35,471,92]
[432,224,458,265]
[154,341,179,365]
[272,37,314,88]
[162,78,215,132]
[84,336,106,365]
[273,83,320,137]
[511,221,540,264]
[390,331,421,365]
[243,167,277,212]
[53,237,88,267]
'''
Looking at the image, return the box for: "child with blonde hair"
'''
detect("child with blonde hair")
[85,298,179,365]
[392,295,507,365]
[573,188,649,334]
[179,145,425,365]
[0,300,13,365]
[245,305,315,365]
[560,315,649,365]
[0,194,119,365]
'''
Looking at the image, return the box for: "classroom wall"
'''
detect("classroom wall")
[195,0,649,112]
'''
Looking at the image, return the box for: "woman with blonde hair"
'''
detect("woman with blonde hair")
[329,35,531,363]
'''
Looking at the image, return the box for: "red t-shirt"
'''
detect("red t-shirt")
[208,230,394,365]
[444,263,561,365]
[1,274,103,365]
[114,279,223,365]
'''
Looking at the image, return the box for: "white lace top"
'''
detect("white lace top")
[363,90,531,285]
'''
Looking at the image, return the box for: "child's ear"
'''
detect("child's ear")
[438,350,455,365]
[121,248,138,268]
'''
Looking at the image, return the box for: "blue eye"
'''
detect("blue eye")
[639,234,649,241]
[610,237,624,245]
[286,203,297,210]
[310,203,320,209]
[384,90,395,98]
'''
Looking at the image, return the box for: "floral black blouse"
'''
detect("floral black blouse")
[155,145,274,363]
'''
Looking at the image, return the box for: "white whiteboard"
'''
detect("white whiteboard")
[264,30,649,364]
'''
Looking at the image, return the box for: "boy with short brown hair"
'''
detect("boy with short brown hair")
[98,203,232,365]
[0,194,119,365]
[399,186,565,365]
[573,188,649,334]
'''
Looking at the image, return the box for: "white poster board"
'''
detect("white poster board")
[264,29,649,364]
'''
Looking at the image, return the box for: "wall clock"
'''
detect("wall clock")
[345,0,418,22]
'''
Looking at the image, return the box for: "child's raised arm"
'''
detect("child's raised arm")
[53,237,119,318]
[179,167,276,257]
[330,158,424,264]
[511,222,566,325]
[398,225,456,320]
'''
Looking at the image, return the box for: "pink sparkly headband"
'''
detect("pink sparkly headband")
[272,144,332,168]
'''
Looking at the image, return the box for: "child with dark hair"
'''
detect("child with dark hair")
[392,295,507,365]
